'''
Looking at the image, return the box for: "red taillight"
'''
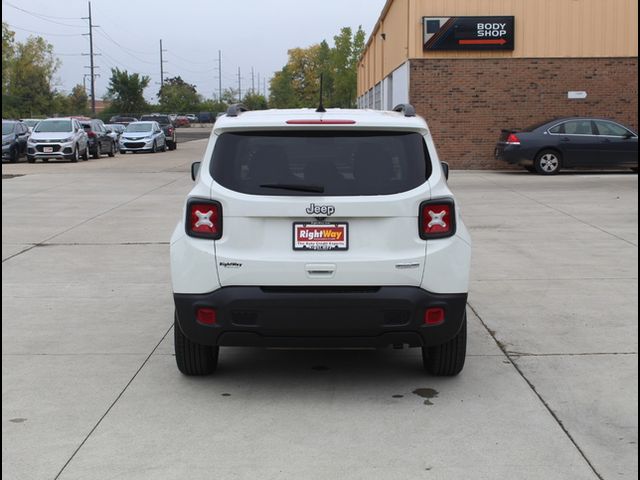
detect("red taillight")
[424,307,445,326]
[168,127,174,135]
[87,131,96,138]
[196,308,217,325]
[419,200,456,239]
[186,199,222,239]
[506,133,520,145]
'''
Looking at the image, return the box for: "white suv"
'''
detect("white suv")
[170,104,471,376]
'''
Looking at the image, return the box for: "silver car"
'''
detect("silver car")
[119,121,166,153]
[105,123,125,142]
[27,118,89,163]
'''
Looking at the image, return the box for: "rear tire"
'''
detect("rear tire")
[92,144,100,159]
[174,312,219,376]
[422,312,467,376]
[534,150,561,175]
[169,140,176,151]
[9,147,18,163]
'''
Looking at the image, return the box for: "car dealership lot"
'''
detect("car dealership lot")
[2,140,637,479]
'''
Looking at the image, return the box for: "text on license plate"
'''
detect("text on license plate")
[293,223,348,251]
[43,147,53,153]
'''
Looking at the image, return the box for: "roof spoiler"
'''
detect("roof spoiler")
[226,104,250,117]
[392,104,416,117]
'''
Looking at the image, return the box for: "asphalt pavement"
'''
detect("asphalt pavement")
[2,139,638,479]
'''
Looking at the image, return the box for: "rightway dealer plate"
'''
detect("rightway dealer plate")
[293,223,349,251]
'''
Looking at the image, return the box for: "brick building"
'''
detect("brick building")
[357,0,638,168]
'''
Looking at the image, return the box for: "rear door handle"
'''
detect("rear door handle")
[560,137,570,142]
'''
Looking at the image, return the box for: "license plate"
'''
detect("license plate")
[293,223,348,251]
[43,147,53,153]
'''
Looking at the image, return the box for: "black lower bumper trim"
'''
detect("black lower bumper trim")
[174,287,467,348]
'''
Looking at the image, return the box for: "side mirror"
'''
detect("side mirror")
[441,161,450,181]
[191,161,201,181]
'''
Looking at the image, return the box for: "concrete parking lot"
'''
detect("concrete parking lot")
[2,139,638,479]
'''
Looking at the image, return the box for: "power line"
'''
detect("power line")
[3,1,86,23]
[5,23,84,37]
[94,29,156,64]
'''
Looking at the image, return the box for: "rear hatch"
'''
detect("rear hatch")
[210,130,432,286]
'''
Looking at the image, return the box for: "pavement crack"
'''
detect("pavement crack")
[478,174,638,248]
[468,302,605,480]
[53,324,173,480]
[509,352,637,357]
[2,179,179,264]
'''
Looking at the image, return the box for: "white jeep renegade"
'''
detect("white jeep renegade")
[170,104,471,376]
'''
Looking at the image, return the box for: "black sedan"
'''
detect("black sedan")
[495,117,638,174]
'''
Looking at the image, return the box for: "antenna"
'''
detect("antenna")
[316,74,326,113]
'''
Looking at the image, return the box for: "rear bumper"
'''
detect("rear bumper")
[174,287,467,348]
[495,144,532,166]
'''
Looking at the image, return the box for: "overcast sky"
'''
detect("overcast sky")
[2,0,386,102]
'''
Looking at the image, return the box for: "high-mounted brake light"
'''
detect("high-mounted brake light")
[186,199,222,239]
[506,133,520,145]
[419,199,456,240]
[87,131,96,138]
[286,119,356,125]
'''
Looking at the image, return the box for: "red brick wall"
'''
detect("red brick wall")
[409,57,638,169]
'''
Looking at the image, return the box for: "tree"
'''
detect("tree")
[2,22,15,98]
[269,66,298,108]
[242,92,268,110]
[68,84,89,115]
[2,28,60,118]
[220,87,241,105]
[158,76,200,112]
[104,67,150,114]
[268,25,367,109]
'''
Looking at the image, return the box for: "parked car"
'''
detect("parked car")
[21,119,42,133]
[170,104,471,376]
[119,121,166,153]
[3,120,30,163]
[109,116,138,126]
[174,115,189,127]
[79,119,117,158]
[495,117,639,174]
[197,112,214,123]
[185,113,199,123]
[26,117,88,163]
[105,123,126,141]
[139,114,177,150]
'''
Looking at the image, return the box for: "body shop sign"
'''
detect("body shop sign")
[423,16,515,51]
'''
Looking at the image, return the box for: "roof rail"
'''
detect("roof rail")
[392,104,416,117]
[226,104,250,117]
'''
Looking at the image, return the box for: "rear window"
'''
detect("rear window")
[210,131,431,196]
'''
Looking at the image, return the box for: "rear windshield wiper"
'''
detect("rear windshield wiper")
[259,183,325,193]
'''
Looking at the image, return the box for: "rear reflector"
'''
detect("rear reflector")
[424,308,445,326]
[186,199,222,239]
[419,199,456,239]
[506,133,521,145]
[196,308,217,325]
[286,119,356,125]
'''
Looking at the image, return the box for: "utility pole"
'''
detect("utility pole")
[238,67,242,102]
[257,72,260,96]
[218,50,222,102]
[251,67,255,94]
[82,1,99,114]
[159,39,167,87]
